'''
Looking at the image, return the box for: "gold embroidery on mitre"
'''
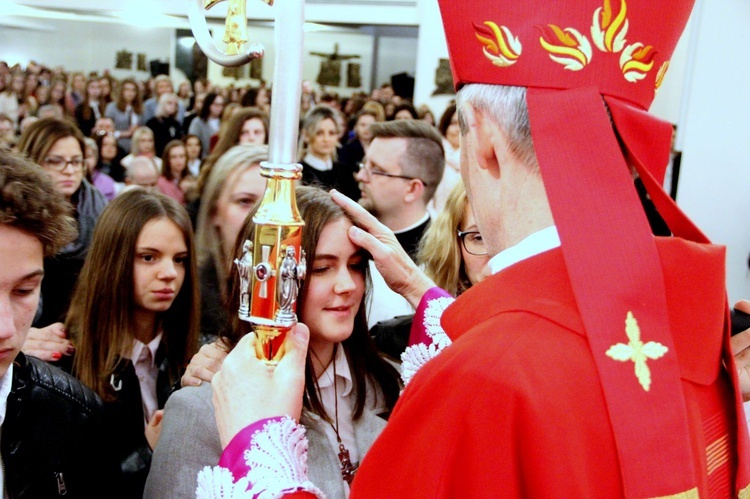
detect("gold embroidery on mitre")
[474,21,522,67]
[739,482,750,499]
[605,311,668,391]
[538,24,593,71]
[655,60,670,92]
[620,42,657,82]
[591,0,629,53]
[646,488,699,499]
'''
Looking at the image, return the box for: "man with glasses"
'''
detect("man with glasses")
[354,120,445,329]
[355,120,444,260]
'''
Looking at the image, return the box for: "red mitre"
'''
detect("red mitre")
[438,0,750,497]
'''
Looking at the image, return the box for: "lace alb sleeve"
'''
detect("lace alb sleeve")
[401,290,454,386]
[196,416,325,499]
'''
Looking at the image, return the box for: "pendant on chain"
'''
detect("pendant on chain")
[338,443,358,484]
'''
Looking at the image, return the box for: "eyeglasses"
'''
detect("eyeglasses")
[457,229,488,256]
[43,156,85,172]
[358,162,429,187]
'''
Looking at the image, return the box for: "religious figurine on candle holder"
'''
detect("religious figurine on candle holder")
[234,240,253,318]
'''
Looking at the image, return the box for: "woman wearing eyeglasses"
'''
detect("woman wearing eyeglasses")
[16,118,108,355]
[419,181,490,296]
[372,181,490,359]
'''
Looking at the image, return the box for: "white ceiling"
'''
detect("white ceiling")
[4,0,419,26]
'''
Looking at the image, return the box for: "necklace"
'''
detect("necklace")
[327,345,358,485]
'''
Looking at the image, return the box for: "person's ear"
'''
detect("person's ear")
[461,103,498,176]
[403,178,424,204]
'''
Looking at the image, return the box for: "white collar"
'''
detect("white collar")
[130,332,163,368]
[316,344,353,397]
[303,152,333,172]
[0,363,14,428]
[393,211,430,235]
[489,226,560,274]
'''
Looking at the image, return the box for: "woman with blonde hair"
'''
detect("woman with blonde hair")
[372,181,490,359]
[194,144,268,342]
[146,92,183,156]
[299,105,359,200]
[122,126,163,171]
[418,181,490,297]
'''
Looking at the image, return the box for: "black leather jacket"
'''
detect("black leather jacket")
[1,353,118,498]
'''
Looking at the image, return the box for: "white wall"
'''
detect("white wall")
[207,24,373,91]
[413,0,452,121]
[0,18,172,80]
[649,16,692,125]
[375,36,418,91]
[675,0,750,304]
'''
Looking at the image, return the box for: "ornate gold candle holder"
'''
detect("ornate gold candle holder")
[235,162,305,364]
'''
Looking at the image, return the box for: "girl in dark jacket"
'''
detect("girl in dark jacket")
[66,189,200,496]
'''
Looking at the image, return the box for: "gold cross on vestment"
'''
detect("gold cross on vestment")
[605,311,668,392]
[204,0,273,55]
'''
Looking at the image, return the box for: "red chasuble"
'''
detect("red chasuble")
[351,239,744,498]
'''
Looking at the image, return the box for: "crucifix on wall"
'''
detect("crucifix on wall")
[309,43,360,87]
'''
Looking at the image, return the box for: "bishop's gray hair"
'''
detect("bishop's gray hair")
[456,84,538,171]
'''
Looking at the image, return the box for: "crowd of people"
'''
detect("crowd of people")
[0,59,471,497]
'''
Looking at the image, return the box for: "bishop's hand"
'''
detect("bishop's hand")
[330,189,435,308]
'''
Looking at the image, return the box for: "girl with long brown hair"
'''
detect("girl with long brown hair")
[105,77,143,152]
[147,187,401,499]
[158,139,193,204]
[74,77,103,137]
[67,189,199,497]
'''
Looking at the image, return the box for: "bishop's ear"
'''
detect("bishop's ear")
[462,104,499,174]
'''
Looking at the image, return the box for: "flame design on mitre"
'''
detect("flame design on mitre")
[474,21,522,67]
[538,24,593,71]
[655,60,669,91]
[620,42,657,82]
[591,0,629,53]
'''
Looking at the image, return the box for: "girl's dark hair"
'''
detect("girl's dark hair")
[392,102,419,120]
[197,107,269,193]
[78,79,102,123]
[438,103,458,138]
[183,134,203,155]
[199,92,220,121]
[162,140,189,181]
[222,186,400,420]
[68,189,200,401]
[116,78,143,114]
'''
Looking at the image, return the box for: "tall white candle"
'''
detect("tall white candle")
[268,0,304,165]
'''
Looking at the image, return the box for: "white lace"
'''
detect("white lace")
[196,467,251,498]
[400,296,454,386]
[422,296,454,349]
[195,417,325,499]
